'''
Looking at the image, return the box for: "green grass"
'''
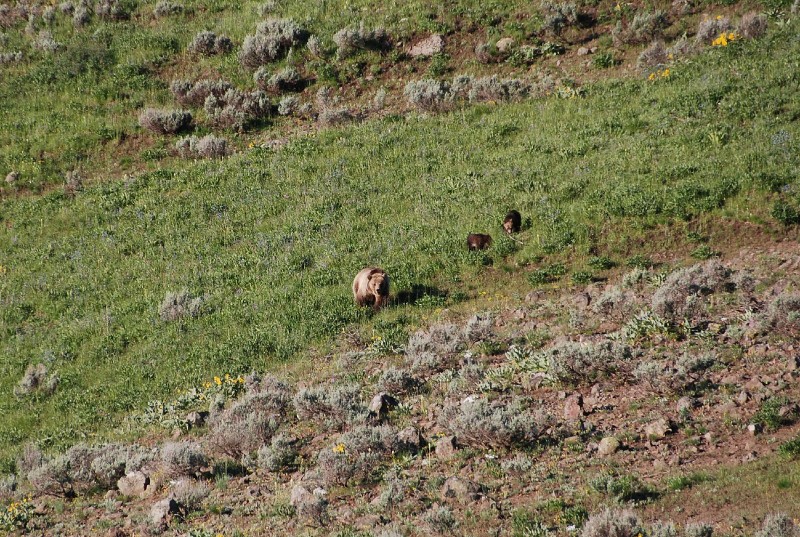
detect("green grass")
[0,24,799,466]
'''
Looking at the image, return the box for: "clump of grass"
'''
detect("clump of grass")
[778,435,800,458]
[332,22,390,59]
[188,31,233,56]
[772,199,800,226]
[528,263,567,286]
[589,472,656,503]
[752,396,797,432]
[138,108,192,135]
[239,18,307,68]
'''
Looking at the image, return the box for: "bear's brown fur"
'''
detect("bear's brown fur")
[503,210,521,234]
[467,233,493,251]
[352,267,390,310]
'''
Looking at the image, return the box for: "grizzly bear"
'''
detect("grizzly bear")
[352,267,390,310]
[503,210,521,234]
[467,233,493,251]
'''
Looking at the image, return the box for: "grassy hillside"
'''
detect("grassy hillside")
[1,18,799,471]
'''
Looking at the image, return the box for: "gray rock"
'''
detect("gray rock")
[644,418,673,440]
[409,34,444,57]
[117,471,150,498]
[496,37,516,52]
[435,436,457,459]
[597,437,620,456]
[573,292,591,310]
[441,476,482,503]
[291,485,328,526]
[736,391,750,406]
[5,171,18,184]
[369,392,399,418]
[677,396,696,413]
[577,46,590,56]
[747,423,762,435]
[396,426,422,452]
[563,393,584,421]
[186,411,209,428]
[150,498,179,528]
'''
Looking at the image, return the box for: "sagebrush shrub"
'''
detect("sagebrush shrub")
[204,88,270,131]
[755,514,797,537]
[158,289,204,321]
[695,16,731,44]
[467,76,530,103]
[581,508,644,537]
[293,383,367,429]
[317,425,398,485]
[254,66,302,92]
[257,433,298,472]
[14,363,59,397]
[762,294,800,333]
[438,397,541,448]
[650,521,678,537]
[541,339,631,384]
[424,505,457,532]
[170,79,234,108]
[95,0,128,20]
[188,30,233,55]
[277,95,300,116]
[651,260,733,321]
[403,79,451,111]
[0,51,22,65]
[541,1,578,34]
[169,478,209,511]
[737,12,767,39]
[318,107,357,126]
[306,34,325,57]
[239,18,306,68]
[333,22,389,58]
[637,40,668,70]
[377,367,420,395]
[72,5,90,27]
[138,109,192,135]
[161,441,208,477]
[153,0,183,18]
[613,10,668,45]
[175,135,229,159]
[33,30,61,52]
[685,523,713,537]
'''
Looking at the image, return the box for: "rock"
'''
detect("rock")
[707,322,724,334]
[577,46,590,56]
[779,404,799,419]
[5,171,18,184]
[563,393,584,421]
[787,355,799,371]
[369,392,399,418]
[742,451,758,462]
[597,437,620,456]
[496,37,516,52]
[106,529,127,537]
[435,436,458,459]
[150,499,180,528]
[718,401,740,420]
[747,423,762,435]
[396,426,422,452]
[441,476,482,503]
[745,377,765,392]
[186,411,209,429]
[409,34,444,58]
[736,391,750,406]
[644,418,673,440]
[590,46,598,53]
[573,292,591,310]
[719,374,739,386]
[291,485,327,526]
[354,514,382,531]
[564,435,582,446]
[117,471,150,498]
[676,396,696,413]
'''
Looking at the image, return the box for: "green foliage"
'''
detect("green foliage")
[528,263,568,286]
[690,244,720,260]
[589,472,658,503]
[779,435,800,459]
[772,199,800,226]
[593,51,617,69]
[753,396,797,432]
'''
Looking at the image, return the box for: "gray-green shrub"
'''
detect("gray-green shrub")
[239,18,306,68]
[293,383,367,429]
[188,30,233,55]
[138,109,192,135]
[158,289,204,321]
[333,23,389,58]
[257,433,298,472]
[581,508,644,537]
[161,441,208,477]
[438,397,541,448]
[317,425,398,485]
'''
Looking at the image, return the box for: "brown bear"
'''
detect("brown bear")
[352,267,390,310]
[467,233,493,251]
[503,210,521,234]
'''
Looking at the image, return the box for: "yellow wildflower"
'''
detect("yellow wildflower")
[0,265,6,274]
[214,376,222,385]
[332,443,346,454]
[648,72,656,81]
[661,68,670,78]
[716,15,722,20]
[203,381,212,389]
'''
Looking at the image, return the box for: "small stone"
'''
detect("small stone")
[745,377,765,392]
[707,322,724,334]
[435,436,458,459]
[719,374,739,386]
[597,437,620,457]
[736,391,750,406]
[747,423,761,435]
[354,514,382,530]
[563,393,584,421]
[590,384,601,396]
[5,171,18,184]
[496,37,516,53]
[291,485,327,526]
[573,292,591,310]
[676,396,696,413]
[118,471,150,498]
[742,451,757,462]
[369,392,399,418]
[441,476,482,503]
[396,426,422,452]
[150,498,180,528]
[186,411,209,428]
[409,34,444,58]
[787,355,799,371]
[577,46,590,56]
[644,418,673,440]
[564,435,582,446]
